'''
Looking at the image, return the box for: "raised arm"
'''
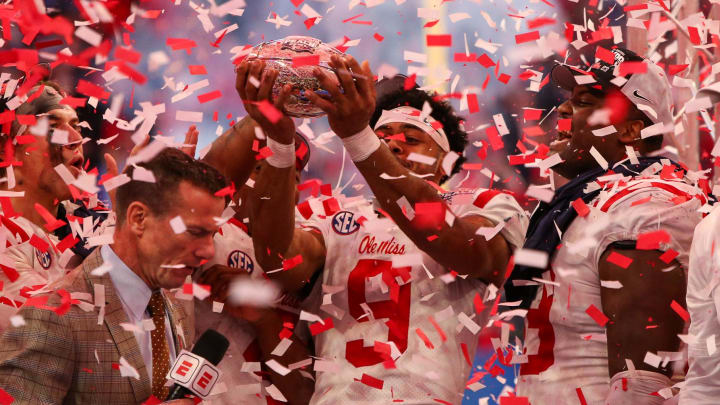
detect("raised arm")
[201,116,259,190]
[600,246,685,403]
[305,54,511,286]
[235,59,325,294]
[198,266,315,405]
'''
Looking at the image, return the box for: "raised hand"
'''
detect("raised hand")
[180,125,199,158]
[196,264,269,323]
[306,54,376,138]
[235,59,295,144]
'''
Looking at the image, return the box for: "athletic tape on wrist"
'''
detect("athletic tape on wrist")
[266,137,296,168]
[342,126,381,162]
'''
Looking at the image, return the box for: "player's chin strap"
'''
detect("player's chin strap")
[606,370,677,405]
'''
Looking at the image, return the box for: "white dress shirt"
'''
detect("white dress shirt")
[102,245,177,377]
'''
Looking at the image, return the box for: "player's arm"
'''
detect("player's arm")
[198,266,314,405]
[249,309,314,405]
[235,59,326,293]
[599,246,684,403]
[201,113,259,189]
[306,54,510,286]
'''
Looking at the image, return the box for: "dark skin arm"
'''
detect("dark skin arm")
[234,59,327,294]
[197,265,315,405]
[599,247,686,378]
[201,115,259,191]
[306,54,511,287]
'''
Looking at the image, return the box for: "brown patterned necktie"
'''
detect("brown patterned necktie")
[148,290,171,400]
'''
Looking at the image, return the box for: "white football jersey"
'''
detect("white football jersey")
[303,188,527,405]
[194,220,305,404]
[0,212,64,331]
[516,177,705,405]
[680,205,720,405]
[194,220,269,404]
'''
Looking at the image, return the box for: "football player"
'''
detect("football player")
[236,55,528,404]
[507,47,707,405]
[194,122,314,405]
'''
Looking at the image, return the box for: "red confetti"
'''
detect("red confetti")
[77,80,110,100]
[515,31,540,44]
[499,396,529,405]
[29,234,49,253]
[323,197,340,215]
[0,387,12,405]
[197,90,222,104]
[256,100,282,124]
[60,97,87,109]
[668,64,688,75]
[56,234,79,253]
[557,118,571,131]
[426,34,452,47]
[291,0,304,6]
[659,249,679,264]
[527,17,556,29]
[618,61,647,75]
[585,304,610,326]
[309,317,334,335]
[188,65,207,75]
[486,126,504,150]
[404,74,417,90]
[688,26,702,45]
[523,109,543,121]
[595,46,615,64]
[636,230,671,250]
[606,251,633,269]
[477,53,495,68]
[292,54,320,68]
[166,37,197,53]
[571,198,590,217]
[373,33,384,42]
[467,93,479,114]
[670,300,689,322]
[358,373,384,390]
[282,254,303,271]
[114,47,141,64]
[576,387,589,405]
[416,328,434,349]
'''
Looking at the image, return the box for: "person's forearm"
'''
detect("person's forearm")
[250,312,314,405]
[250,162,297,271]
[354,141,501,276]
[202,118,257,188]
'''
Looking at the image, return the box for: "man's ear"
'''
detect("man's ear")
[617,119,645,145]
[125,201,150,236]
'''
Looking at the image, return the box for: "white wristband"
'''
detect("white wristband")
[342,126,382,162]
[266,137,295,168]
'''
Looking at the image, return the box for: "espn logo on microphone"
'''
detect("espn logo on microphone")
[167,350,223,398]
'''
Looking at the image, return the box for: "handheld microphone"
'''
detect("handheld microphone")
[166,328,230,401]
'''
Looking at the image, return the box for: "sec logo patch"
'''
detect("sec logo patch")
[35,248,52,269]
[332,211,359,235]
[227,250,254,274]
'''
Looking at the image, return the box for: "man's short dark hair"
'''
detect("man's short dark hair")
[115,147,227,224]
[370,75,468,184]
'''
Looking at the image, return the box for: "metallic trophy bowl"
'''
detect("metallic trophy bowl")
[246,36,343,118]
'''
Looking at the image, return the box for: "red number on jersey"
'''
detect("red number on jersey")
[520,285,555,375]
[345,259,412,367]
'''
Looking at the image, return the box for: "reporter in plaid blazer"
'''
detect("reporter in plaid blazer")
[0,148,227,404]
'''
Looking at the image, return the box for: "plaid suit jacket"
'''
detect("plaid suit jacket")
[0,248,194,404]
